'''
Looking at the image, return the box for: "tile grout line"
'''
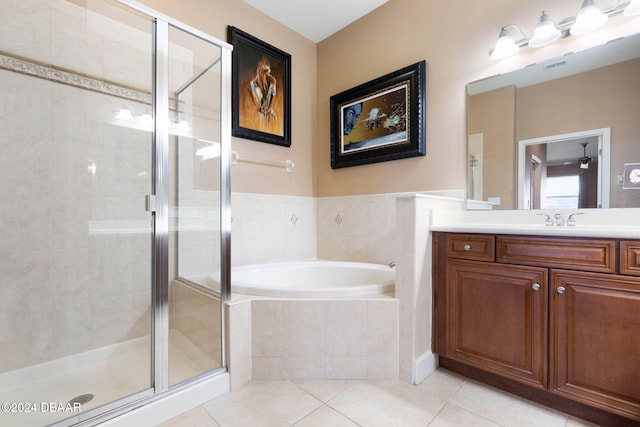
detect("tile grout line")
[288,379,363,426]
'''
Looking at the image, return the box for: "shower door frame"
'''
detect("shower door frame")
[59,1,233,425]
[128,0,234,399]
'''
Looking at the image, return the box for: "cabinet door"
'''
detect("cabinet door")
[447,260,548,388]
[551,271,640,422]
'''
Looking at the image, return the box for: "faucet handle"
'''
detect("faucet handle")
[566,212,584,226]
[536,213,553,226]
[554,213,565,227]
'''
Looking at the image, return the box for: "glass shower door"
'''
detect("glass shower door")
[166,24,226,386]
[0,1,154,426]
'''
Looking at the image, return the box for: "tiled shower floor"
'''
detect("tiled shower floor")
[0,332,216,427]
[157,369,599,427]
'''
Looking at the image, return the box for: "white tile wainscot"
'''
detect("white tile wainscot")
[227,295,399,382]
[251,297,398,380]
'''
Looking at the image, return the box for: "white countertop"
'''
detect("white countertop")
[430,208,640,239]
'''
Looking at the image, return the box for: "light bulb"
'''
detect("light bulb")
[570,0,608,35]
[529,12,561,47]
[491,28,519,59]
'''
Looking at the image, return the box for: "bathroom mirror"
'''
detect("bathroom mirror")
[467,32,640,210]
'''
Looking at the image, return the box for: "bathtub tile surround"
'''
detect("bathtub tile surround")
[230,190,464,269]
[229,191,399,270]
[231,193,317,266]
[317,194,397,264]
[224,190,409,385]
[251,298,399,381]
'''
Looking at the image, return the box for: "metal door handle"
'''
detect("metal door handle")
[532,283,541,291]
[557,286,566,294]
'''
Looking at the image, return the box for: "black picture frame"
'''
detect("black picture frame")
[228,26,291,147]
[330,61,426,168]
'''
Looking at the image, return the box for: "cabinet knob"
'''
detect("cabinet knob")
[532,283,541,291]
[557,286,566,294]
[463,244,471,251]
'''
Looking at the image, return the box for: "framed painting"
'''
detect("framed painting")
[228,26,291,147]
[330,61,426,168]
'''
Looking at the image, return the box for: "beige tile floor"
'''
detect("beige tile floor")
[157,369,599,427]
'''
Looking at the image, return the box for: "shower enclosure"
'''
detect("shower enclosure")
[0,0,231,426]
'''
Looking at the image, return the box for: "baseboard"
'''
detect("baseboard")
[413,351,438,385]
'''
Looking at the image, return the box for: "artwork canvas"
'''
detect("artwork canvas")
[228,26,291,147]
[341,84,408,153]
[330,61,426,168]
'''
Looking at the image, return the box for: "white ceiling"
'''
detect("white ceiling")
[244,0,389,42]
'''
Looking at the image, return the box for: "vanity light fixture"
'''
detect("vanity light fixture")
[490,0,638,59]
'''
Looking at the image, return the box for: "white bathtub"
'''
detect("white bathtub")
[229,260,395,298]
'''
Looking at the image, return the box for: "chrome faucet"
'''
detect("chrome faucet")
[388,261,396,268]
[567,212,584,226]
[554,213,564,227]
[537,213,553,226]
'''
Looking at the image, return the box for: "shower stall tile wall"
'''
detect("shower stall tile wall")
[0,2,153,373]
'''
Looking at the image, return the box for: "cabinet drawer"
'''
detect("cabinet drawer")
[497,236,616,273]
[445,234,495,261]
[621,241,640,276]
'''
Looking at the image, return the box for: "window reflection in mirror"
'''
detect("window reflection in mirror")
[517,129,609,210]
[467,33,640,210]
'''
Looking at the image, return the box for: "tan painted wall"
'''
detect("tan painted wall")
[468,85,516,209]
[143,0,639,197]
[315,0,639,196]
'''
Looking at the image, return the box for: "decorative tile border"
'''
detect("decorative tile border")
[0,52,178,110]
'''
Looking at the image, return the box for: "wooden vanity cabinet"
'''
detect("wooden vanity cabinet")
[620,240,640,276]
[446,259,548,389]
[551,270,640,420]
[433,233,640,425]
